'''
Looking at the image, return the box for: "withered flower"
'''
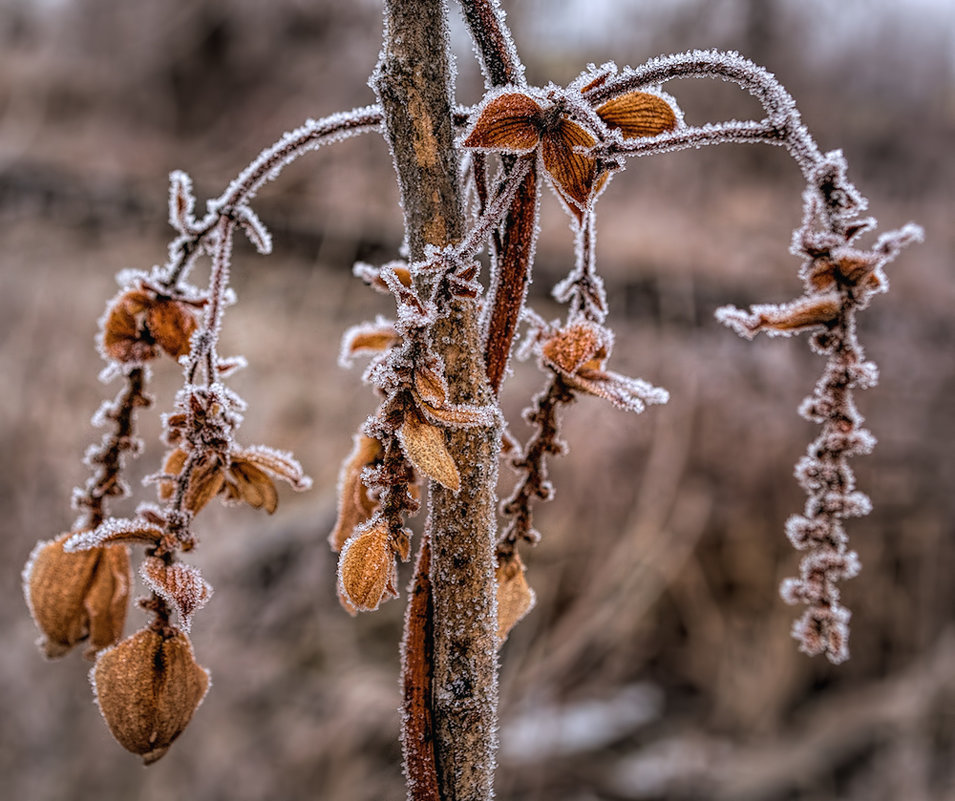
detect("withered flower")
[463,88,676,219]
[92,626,210,764]
[102,290,199,363]
[23,533,130,659]
[538,320,669,413]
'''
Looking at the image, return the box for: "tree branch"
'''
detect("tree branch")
[374,2,500,799]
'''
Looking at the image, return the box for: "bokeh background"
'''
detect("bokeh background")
[2,1,953,799]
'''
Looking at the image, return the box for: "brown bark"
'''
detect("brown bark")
[483,166,537,393]
[401,536,440,801]
[373,2,500,799]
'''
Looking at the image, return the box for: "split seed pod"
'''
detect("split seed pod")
[92,627,210,765]
[23,533,130,659]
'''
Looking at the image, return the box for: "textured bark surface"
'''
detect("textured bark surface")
[373,2,500,799]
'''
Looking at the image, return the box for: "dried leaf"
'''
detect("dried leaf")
[168,171,195,234]
[341,323,399,364]
[413,364,448,408]
[463,93,543,152]
[228,458,279,514]
[238,445,312,490]
[399,413,461,492]
[718,293,843,339]
[541,119,597,210]
[330,435,382,552]
[147,299,197,359]
[596,91,678,138]
[414,392,493,428]
[337,521,397,612]
[158,448,188,501]
[183,453,225,514]
[140,557,212,631]
[355,261,413,293]
[568,368,670,413]
[495,554,535,642]
[92,627,210,765]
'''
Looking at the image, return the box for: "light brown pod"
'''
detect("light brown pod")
[146,298,197,358]
[23,533,130,659]
[495,553,535,643]
[92,627,210,765]
[540,321,610,375]
[399,412,461,492]
[330,435,382,552]
[337,521,397,612]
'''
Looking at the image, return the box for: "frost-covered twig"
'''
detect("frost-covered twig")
[163,108,382,288]
[718,154,922,662]
[23,0,924,791]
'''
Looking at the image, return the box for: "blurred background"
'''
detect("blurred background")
[1,1,953,799]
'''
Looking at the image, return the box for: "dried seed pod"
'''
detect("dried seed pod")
[540,321,610,375]
[495,553,535,643]
[337,520,398,612]
[102,291,158,363]
[92,627,210,765]
[23,533,130,659]
[399,412,461,492]
[146,299,198,359]
[330,435,382,552]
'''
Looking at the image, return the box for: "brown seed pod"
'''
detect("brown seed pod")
[495,553,535,643]
[399,412,461,492]
[146,298,198,358]
[92,627,210,765]
[330,435,383,552]
[540,321,611,375]
[102,291,159,363]
[337,520,398,612]
[23,533,130,659]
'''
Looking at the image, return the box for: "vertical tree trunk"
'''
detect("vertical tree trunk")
[372,2,500,799]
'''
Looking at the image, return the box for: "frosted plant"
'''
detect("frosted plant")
[22,0,920,796]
